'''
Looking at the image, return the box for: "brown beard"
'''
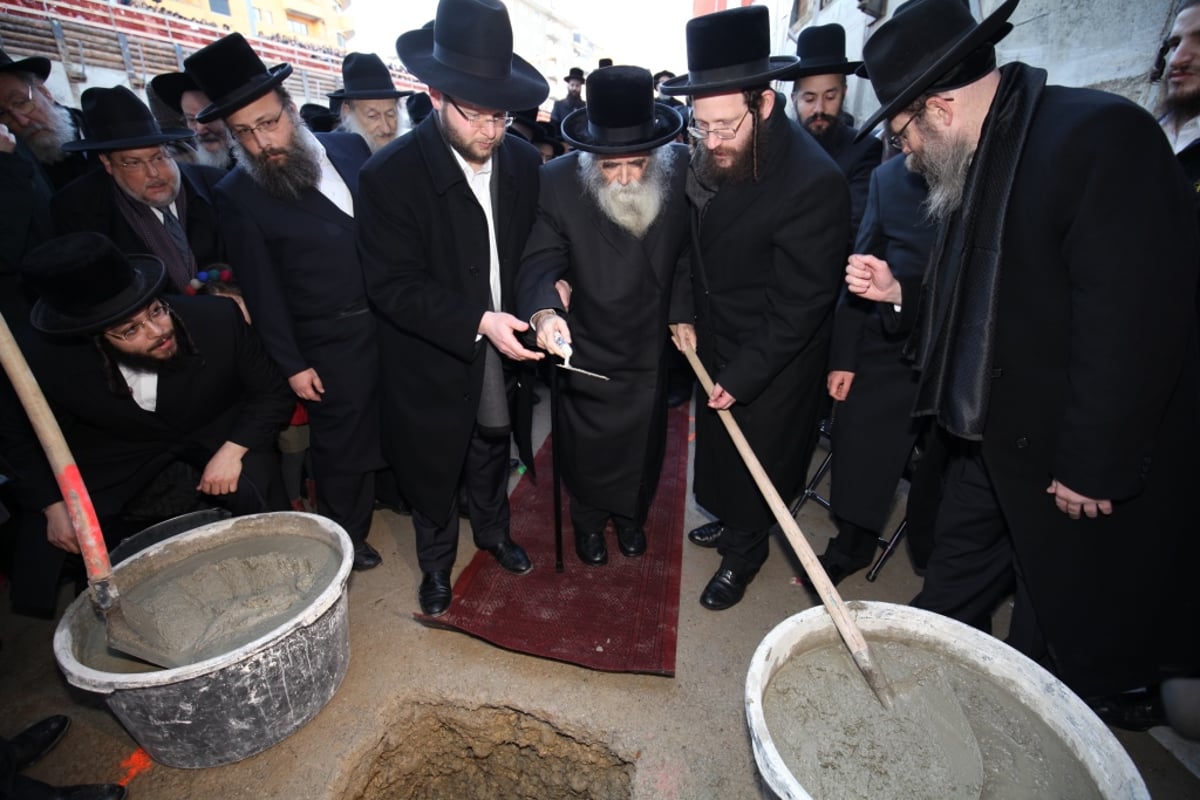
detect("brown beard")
[435,108,498,166]
[1162,75,1200,123]
[803,112,840,140]
[232,109,323,200]
[692,112,768,187]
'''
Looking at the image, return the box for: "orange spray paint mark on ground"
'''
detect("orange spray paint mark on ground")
[117,748,153,786]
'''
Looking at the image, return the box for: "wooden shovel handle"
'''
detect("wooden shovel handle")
[683,346,893,708]
[0,310,115,605]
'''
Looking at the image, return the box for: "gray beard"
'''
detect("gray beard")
[906,123,975,222]
[579,148,674,238]
[193,138,234,170]
[26,102,77,165]
[232,113,323,201]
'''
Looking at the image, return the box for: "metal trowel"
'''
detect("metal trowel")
[553,333,610,381]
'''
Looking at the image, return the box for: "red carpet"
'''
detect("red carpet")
[415,404,690,676]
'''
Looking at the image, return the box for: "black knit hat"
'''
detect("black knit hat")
[561,66,683,155]
[184,33,293,123]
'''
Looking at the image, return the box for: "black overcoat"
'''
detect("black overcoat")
[357,119,542,526]
[896,84,1200,696]
[675,98,849,531]
[827,155,935,531]
[50,162,227,290]
[516,145,690,520]
[214,132,382,476]
[811,120,883,244]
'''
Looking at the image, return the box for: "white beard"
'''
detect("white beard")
[579,147,674,239]
[26,102,77,165]
[337,106,406,154]
[192,140,233,170]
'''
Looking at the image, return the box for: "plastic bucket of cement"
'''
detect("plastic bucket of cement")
[53,511,353,769]
[746,601,1148,799]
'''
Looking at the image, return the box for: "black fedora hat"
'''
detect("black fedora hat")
[149,71,203,115]
[856,0,1018,138]
[328,52,412,100]
[783,24,862,80]
[564,66,586,83]
[184,33,293,123]
[406,91,433,125]
[61,86,193,153]
[23,232,167,337]
[652,70,676,84]
[300,102,337,133]
[561,66,683,155]
[660,6,798,96]
[396,0,549,111]
[0,47,50,81]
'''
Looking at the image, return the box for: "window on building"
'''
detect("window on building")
[208,0,231,16]
[288,19,309,36]
[252,6,273,25]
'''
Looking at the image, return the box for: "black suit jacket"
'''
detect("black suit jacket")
[50,161,226,289]
[358,118,542,523]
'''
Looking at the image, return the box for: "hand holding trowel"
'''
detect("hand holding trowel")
[532,311,610,381]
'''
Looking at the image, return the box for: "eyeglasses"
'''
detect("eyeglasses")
[106,301,171,343]
[687,109,750,142]
[230,105,286,141]
[445,95,513,130]
[113,150,172,173]
[0,83,35,124]
[886,108,925,151]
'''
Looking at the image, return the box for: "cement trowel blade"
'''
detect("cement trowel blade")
[555,363,610,381]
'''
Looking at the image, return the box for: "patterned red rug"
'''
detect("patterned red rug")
[415,404,690,676]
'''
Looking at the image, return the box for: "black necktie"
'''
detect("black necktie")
[161,206,192,266]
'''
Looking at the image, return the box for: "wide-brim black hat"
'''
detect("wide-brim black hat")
[184,33,293,123]
[660,6,798,96]
[856,0,1018,139]
[563,67,586,82]
[396,0,548,111]
[561,66,683,155]
[61,86,193,152]
[782,24,863,80]
[149,71,201,115]
[23,232,167,337]
[328,52,412,100]
[0,48,50,81]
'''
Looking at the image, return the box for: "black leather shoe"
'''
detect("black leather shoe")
[797,555,854,592]
[10,714,70,769]
[418,570,453,616]
[575,531,608,566]
[700,567,751,611]
[352,541,382,571]
[486,539,533,574]
[688,520,725,548]
[1087,689,1167,732]
[616,526,646,557]
[56,784,128,800]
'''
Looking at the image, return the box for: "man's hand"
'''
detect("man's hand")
[708,382,736,410]
[827,370,855,401]
[479,311,544,361]
[288,368,324,402]
[534,312,572,358]
[1046,479,1113,520]
[670,323,697,353]
[44,501,79,554]
[846,254,902,305]
[554,279,573,311]
[0,124,16,154]
[198,441,248,496]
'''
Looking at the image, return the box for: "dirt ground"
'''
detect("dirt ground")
[3,390,1199,799]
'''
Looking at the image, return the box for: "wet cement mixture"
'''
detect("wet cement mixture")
[83,532,339,670]
[763,638,1101,799]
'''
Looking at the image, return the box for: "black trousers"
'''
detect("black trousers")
[314,467,374,547]
[569,497,635,537]
[412,427,510,573]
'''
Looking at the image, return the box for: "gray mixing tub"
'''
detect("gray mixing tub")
[53,512,353,769]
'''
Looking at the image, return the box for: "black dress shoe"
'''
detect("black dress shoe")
[56,783,128,800]
[1087,689,1167,732]
[616,526,646,557]
[486,540,533,574]
[574,531,608,566]
[797,555,854,592]
[419,570,453,616]
[700,567,751,611]
[352,541,382,571]
[688,520,725,548]
[10,714,70,769]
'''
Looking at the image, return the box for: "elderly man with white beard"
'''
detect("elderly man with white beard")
[517,66,690,566]
[331,53,412,154]
[150,71,235,170]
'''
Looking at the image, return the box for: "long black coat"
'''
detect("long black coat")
[897,84,1200,696]
[811,120,883,244]
[50,162,226,291]
[516,145,690,520]
[827,155,935,531]
[675,97,849,531]
[357,119,542,526]
[214,132,382,476]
